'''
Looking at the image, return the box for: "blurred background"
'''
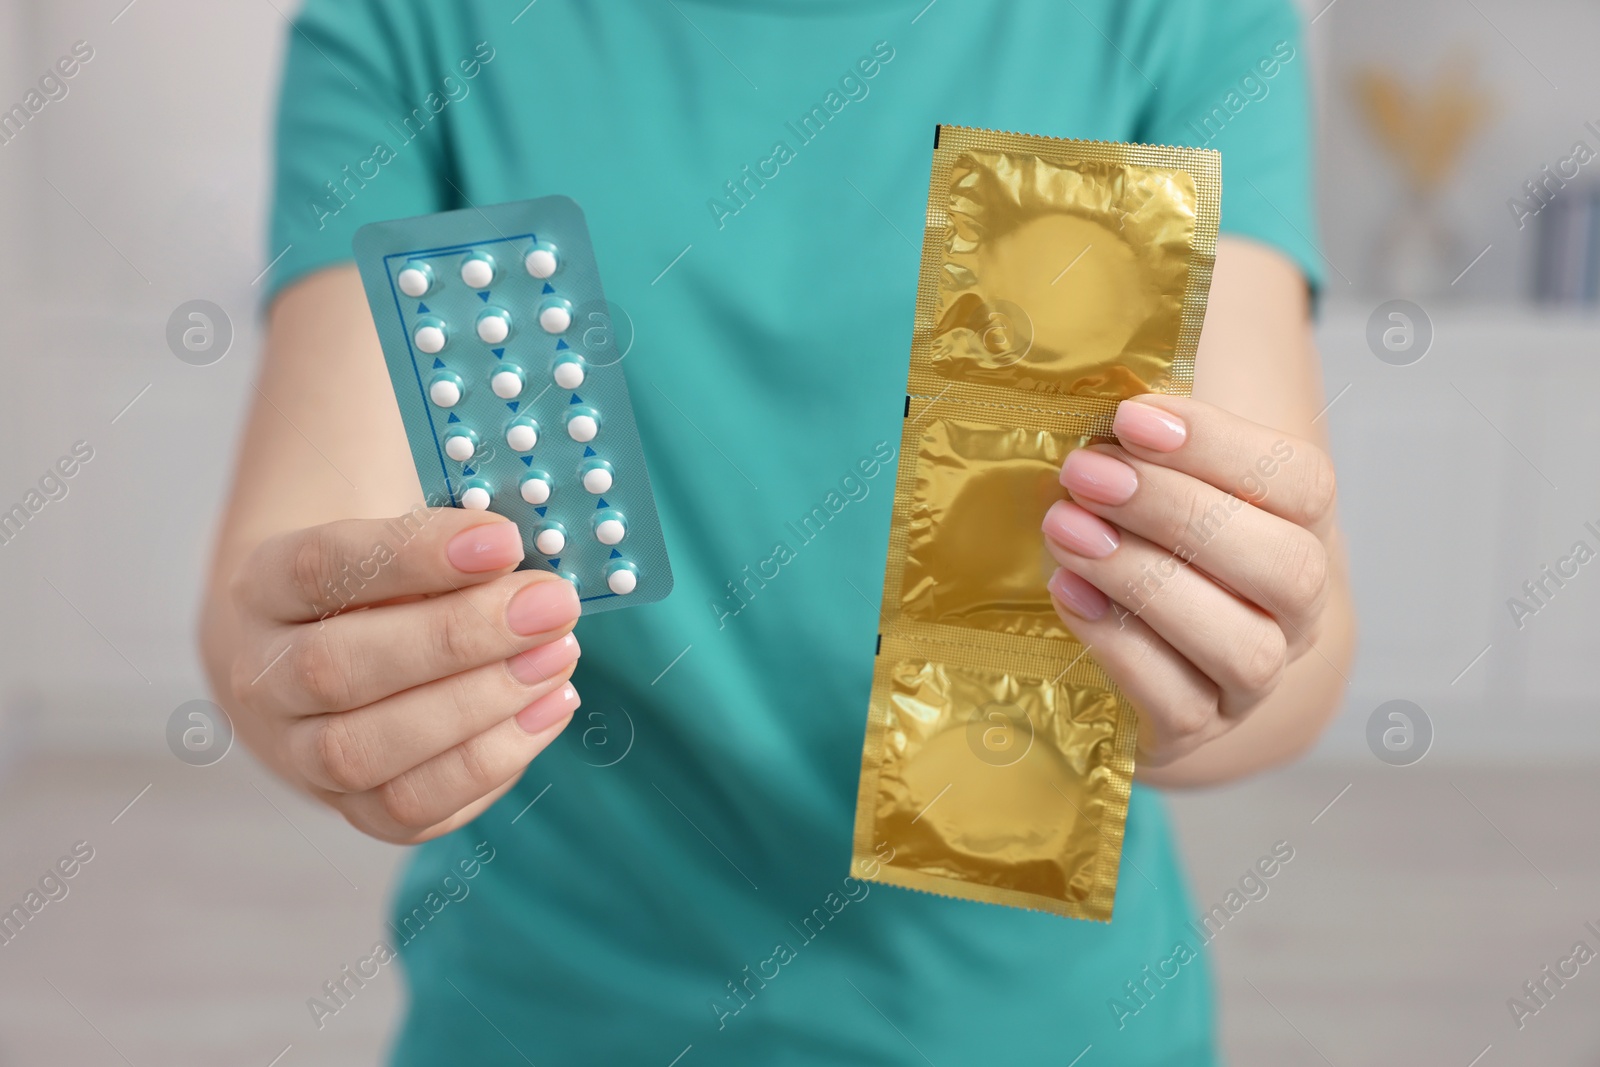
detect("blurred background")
[2,0,1599,1064]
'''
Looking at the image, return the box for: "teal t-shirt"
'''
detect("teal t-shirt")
[268,2,1319,1063]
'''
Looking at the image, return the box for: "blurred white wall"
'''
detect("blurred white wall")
[0,0,31,739]
[0,0,277,752]
[0,0,1595,766]
[1309,0,1600,762]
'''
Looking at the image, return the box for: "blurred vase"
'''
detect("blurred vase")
[1373,191,1465,297]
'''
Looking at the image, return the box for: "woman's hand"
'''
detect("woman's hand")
[1043,394,1337,768]
[216,509,581,843]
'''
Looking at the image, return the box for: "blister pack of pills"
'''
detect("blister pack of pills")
[353,197,673,612]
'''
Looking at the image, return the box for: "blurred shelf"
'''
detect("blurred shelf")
[1319,295,1600,333]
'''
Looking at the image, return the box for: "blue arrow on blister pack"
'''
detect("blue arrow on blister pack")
[521,456,533,466]
[432,358,446,369]
[478,291,491,302]
[555,339,569,350]
[417,303,430,314]
[569,394,582,404]
[582,446,596,457]
[491,348,504,358]
[506,402,520,412]
[535,507,548,517]
[609,549,622,559]
[547,557,560,568]
[447,413,460,423]
[596,498,609,509]
[462,467,475,476]
[541,283,555,294]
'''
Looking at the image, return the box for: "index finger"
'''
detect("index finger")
[241,507,526,622]
[1109,394,1338,536]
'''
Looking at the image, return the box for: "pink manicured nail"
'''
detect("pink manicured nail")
[446,522,524,572]
[1043,500,1119,559]
[1062,449,1138,505]
[507,578,581,636]
[507,632,581,685]
[1114,400,1187,452]
[515,682,579,734]
[1049,568,1109,621]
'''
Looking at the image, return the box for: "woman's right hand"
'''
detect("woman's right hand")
[215,508,581,844]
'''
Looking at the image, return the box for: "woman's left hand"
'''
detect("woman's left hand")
[1042,393,1338,768]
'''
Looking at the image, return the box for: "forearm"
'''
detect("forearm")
[200,267,422,694]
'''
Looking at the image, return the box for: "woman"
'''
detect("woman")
[202,1,1354,1062]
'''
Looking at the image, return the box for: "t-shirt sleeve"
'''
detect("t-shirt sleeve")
[1134,0,1324,295]
[262,0,449,306]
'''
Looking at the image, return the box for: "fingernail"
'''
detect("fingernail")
[1062,448,1138,504]
[507,632,581,685]
[507,578,581,636]
[515,682,579,734]
[1114,400,1187,452]
[1043,500,1119,559]
[1049,568,1109,621]
[447,522,524,572]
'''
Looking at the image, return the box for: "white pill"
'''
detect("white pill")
[444,435,475,461]
[506,423,538,451]
[595,518,626,545]
[461,258,494,289]
[553,361,585,389]
[582,467,613,494]
[460,486,491,510]
[477,315,510,344]
[520,477,551,504]
[535,528,566,556]
[539,304,572,334]
[415,325,446,354]
[491,370,523,399]
[566,414,598,442]
[397,267,430,297]
[607,568,637,595]
[429,379,462,407]
[525,248,557,279]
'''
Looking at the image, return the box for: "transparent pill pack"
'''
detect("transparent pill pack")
[353,197,672,612]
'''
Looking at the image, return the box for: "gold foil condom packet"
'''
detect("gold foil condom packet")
[851,126,1219,921]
